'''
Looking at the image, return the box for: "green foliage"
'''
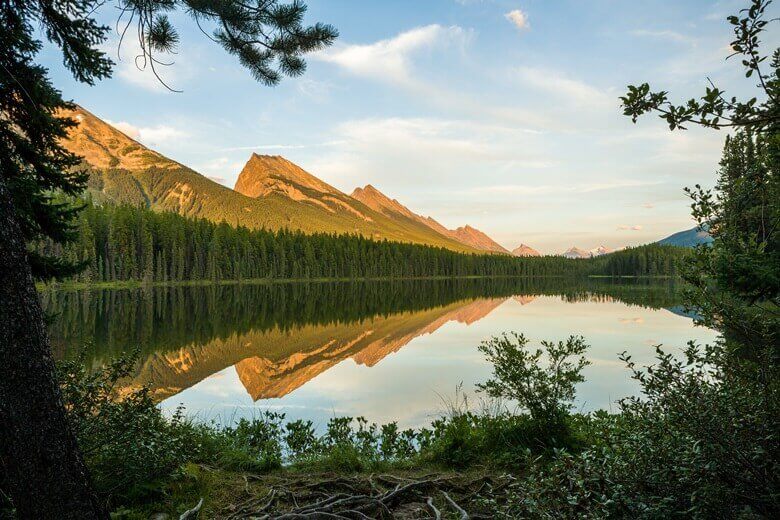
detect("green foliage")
[494,341,780,519]
[212,414,286,472]
[0,1,98,278]
[590,243,690,277]
[621,0,778,131]
[53,348,600,513]
[58,351,191,505]
[684,130,779,358]
[478,333,589,428]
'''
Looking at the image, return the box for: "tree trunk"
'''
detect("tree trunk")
[0,179,107,518]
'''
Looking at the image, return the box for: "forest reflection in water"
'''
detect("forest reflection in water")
[43,278,718,428]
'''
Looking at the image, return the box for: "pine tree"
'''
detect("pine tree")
[0,1,337,517]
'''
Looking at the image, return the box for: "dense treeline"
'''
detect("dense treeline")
[590,243,690,276]
[35,200,689,283]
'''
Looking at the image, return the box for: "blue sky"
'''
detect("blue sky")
[40,0,773,253]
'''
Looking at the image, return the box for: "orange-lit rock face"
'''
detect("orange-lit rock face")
[59,106,178,172]
[234,154,374,220]
[448,225,510,254]
[351,184,510,254]
[511,244,541,257]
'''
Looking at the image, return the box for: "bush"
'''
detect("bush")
[493,341,780,519]
[477,333,589,448]
[58,351,192,505]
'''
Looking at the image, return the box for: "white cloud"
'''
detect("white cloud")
[296,78,336,101]
[100,33,191,92]
[617,225,643,231]
[218,141,347,152]
[513,67,613,107]
[505,9,530,31]
[316,25,562,132]
[141,126,187,144]
[105,119,187,146]
[304,116,552,190]
[107,120,141,140]
[195,157,246,186]
[316,24,470,86]
[477,180,663,195]
[642,203,655,209]
[631,29,696,45]
[117,62,180,92]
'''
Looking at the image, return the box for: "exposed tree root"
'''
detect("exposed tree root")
[222,472,510,519]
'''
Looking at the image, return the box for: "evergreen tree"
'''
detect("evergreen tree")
[0,1,336,518]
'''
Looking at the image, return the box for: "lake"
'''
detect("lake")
[43,278,718,429]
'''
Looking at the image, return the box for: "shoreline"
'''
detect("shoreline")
[36,274,676,292]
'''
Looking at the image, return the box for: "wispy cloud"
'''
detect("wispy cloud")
[512,67,613,107]
[617,225,643,231]
[316,24,470,87]
[105,119,187,146]
[305,115,553,190]
[505,9,530,31]
[101,35,192,93]
[218,141,347,152]
[631,29,697,45]
[195,157,246,185]
[476,180,663,195]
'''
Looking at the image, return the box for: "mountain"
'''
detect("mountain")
[60,106,478,253]
[351,184,509,254]
[658,226,713,247]
[589,245,613,257]
[562,245,612,258]
[562,247,591,259]
[234,154,375,221]
[512,244,540,257]
[449,226,510,254]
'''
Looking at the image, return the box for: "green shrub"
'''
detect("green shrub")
[284,419,319,458]
[220,414,284,471]
[58,351,191,505]
[493,341,780,519]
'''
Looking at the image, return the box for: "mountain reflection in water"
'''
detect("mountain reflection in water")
[43,278,717,427]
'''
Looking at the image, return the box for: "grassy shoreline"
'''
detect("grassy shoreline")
[37,274,675,292]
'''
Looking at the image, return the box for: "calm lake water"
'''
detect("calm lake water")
[43,278,718,429]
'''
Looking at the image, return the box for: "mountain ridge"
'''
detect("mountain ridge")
[512,244,541,257]
[351,184,511,254]
[562,245,612,259]
[658,226,713,247]
[59,106,483,254]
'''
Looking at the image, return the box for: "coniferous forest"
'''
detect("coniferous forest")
[35,199,689,284]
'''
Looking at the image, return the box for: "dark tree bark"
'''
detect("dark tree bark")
[0,178,107,518]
